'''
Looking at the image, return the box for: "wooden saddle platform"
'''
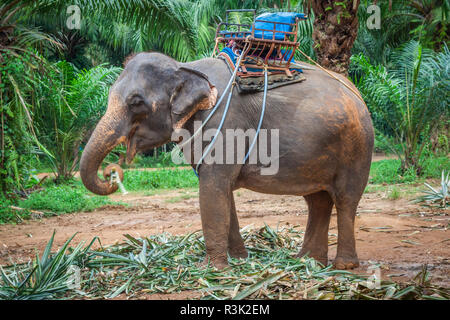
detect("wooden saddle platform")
[214,9,309,92]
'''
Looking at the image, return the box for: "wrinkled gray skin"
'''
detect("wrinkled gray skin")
[80,52,374,270]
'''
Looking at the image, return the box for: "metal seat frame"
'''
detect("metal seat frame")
[214,9,307,77]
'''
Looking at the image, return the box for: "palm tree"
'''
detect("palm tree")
[306,0,361,74]
[33,61,121,181]
[386,0,449,50]
[0,0,64,194]
[83,0,216,62]
[352,41,449,172]
[24,0,220,64]
[353,0,449,64]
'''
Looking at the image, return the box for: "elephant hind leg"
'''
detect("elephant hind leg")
[297,191,334,266]
[228,193,248,259]
[333,198,360,270]
[331,172,366,270]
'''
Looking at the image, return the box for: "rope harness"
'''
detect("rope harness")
[182,41,269,178]
[180,44,361,179]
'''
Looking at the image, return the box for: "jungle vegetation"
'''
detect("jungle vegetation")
[0,0,448,203]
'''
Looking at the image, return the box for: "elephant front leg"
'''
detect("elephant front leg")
[228,194,248,259]
[199,180,232,269]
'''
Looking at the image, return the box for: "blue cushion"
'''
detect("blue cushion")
[253,12,306,40]
[220,47,237,64]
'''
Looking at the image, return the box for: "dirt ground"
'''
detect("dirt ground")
[0,184,448,292]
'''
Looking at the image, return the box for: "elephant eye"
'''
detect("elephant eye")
[127,95,145,112]
[130,101,142,109]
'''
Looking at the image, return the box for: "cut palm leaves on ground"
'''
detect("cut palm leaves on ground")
[0,231,99,300]
[0,226,448,300]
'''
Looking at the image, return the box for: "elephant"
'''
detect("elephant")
[80,52,374,270]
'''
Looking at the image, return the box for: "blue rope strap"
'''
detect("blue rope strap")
[243,67,268,163]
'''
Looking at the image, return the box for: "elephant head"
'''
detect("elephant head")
[80,52,217,195]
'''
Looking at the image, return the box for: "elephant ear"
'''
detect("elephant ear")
[170,66,218,130]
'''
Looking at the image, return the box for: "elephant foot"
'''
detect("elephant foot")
[333,256,359,270]
[296,249,328,267]
[198,255,229,270]
[229,246,248,259]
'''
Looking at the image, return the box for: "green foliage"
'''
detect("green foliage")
[19,182,115,214]
[355,0,449,60]
[387,0,449,50]
[123,169,198,191]
[33,61,121,181]
[420,156,450,179]
[373,130,396,153]
[76,0,217,62]
[414,171,449,207]
[370,160,418,184]
[0,196,31,224]
[132,152,180,168]
[369,157,450,184]
[0,51,45,194]
[0,53,119,193]
[20,0,315,66]
[387,186,401,200]
[0,1,63,194]
[351,41,450,172]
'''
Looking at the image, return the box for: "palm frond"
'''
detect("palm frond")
[351,40,449,171]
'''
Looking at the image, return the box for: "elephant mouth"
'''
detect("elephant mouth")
[126,125,139,164]
[125,126,166,164]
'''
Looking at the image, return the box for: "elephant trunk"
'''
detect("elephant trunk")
[80,95,128,195]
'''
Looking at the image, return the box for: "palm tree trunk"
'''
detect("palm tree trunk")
[309,0,360,75]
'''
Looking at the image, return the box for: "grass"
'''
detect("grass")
[1,225,448,300]
[369,157,450,184]
[370,160,420,184]
[0,168,196,224]
[19,184,114,215]
[421,156,450,179]
[124,156,448,195]
[123,168,198,191]
[131,152,181,168]
[0,181,124,224]
[365,156,449,200]
[0,197,30,225]
[364,183,426,201]
[387,186,401,200]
